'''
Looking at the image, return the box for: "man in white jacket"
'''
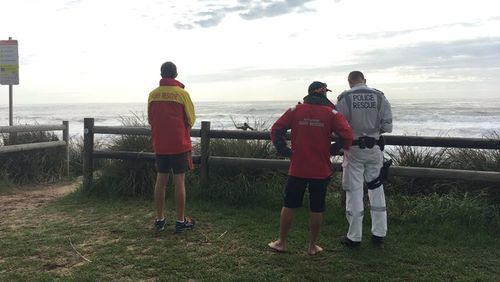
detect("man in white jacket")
[336,71,393,248]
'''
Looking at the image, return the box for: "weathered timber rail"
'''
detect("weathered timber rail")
[0,122,70,177]
[83,118,500,190]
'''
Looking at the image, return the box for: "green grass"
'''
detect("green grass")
[2,122,499,280]
[1,188,499,281]
[0,178,11,194]
[1,130,69,185]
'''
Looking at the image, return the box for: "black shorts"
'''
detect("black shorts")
[283,176,330,213]
[155,151,192,174]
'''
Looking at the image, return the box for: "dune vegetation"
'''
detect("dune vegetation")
[1,122,500,280]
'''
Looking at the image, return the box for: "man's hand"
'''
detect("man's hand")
[277,146,292,157]
[330,139,344,155]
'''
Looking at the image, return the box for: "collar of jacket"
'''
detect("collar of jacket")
[303,94,335,108]
[159,78,185,88]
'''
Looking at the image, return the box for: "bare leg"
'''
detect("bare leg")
[268,207,293,252]
[154,173,170,220]
[308,212,323,255]
[173,173,186,221]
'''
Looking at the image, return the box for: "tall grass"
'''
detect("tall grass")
[0,131,66,185]
[446,146,500,203]
[385,146,452,195]
[87,113,156,198]
[385,144,500,202]
[195,138,286,206]
[84,115,499,209]
[87,115,286,204]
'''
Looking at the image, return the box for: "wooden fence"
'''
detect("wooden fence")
[82,118,500,191]
[0,121,70,177]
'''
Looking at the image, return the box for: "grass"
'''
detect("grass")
[1,187,500,281]
[0,177,11,194]
[2,121,500,280]
[1,127,99,185]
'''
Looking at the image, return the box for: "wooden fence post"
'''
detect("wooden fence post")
[8,132,16,145]
[83,118,94,191]
[63,121,70,178]
[200,121,211,187]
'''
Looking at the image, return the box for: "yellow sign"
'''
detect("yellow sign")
[0,40,19,85]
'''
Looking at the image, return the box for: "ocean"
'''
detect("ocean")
[1,98,500,139]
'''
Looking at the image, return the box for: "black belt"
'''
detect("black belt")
[352,137,379,149]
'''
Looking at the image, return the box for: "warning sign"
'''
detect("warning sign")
[0,40,19,85]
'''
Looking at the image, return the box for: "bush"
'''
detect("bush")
[88,114,156,198]
[197,137,286,206]
[445,147,500,203]
[88,116,500,209]
[0,131,66,185]
[385,146,451,195]
[87,114,286,204]
[68,136,84,177]
[385,144,500,203]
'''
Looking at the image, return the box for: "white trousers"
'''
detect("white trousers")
[342,146,387,242]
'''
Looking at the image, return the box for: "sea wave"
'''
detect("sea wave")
[1,99,499,138]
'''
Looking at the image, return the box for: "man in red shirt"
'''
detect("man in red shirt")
[268,81,353,255]
[148,61,196,233]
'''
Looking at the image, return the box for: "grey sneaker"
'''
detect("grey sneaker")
[175,217,195,233]
[154,219,166,232]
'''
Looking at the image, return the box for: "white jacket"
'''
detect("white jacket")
[336,83,392,139]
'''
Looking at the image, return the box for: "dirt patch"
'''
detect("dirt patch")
[0,181,78,213]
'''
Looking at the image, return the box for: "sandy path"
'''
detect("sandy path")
[0,181,78,213]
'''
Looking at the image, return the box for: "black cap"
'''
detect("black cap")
[308,81,332,95]
[160,61,177,78]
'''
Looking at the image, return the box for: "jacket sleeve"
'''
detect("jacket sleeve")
[271,108,293,157]
[380,96,393,134]
[335,92,350,122]
[182,92,196,128]
[331,110,353,150]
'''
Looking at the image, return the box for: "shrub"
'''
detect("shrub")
[195,135,286,206]
[0,131,66,185]
[385,146,453,195]
[385,142,500,204]
[68,136,84,177]
[88,113,156,198]
[445,147,500,203]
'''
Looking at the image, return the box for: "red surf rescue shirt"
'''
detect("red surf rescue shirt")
[271,103,353,179]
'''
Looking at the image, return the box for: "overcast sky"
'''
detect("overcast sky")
[1,0,499,104]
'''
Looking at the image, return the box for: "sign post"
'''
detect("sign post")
[0,37,19,126]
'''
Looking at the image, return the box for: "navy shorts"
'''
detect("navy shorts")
[283,176,330,213]
[155,151,192,174]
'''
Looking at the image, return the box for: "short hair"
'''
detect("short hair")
[160,61,177,78]
[348,71,365,81]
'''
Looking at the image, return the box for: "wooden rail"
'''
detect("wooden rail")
[91,125,500,149]
[82,118,500,191]
[0,122,70,177]
[0,141,67,153]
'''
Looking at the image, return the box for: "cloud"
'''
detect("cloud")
[174,0,317,30]
[343,17,500,40]
[185,64,349,83]
[185,37,500,83]
[358,37,500,71]
[239,0,315,20]
[55,0,83,12]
